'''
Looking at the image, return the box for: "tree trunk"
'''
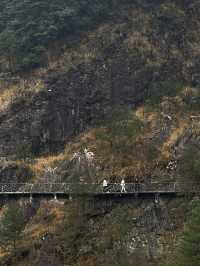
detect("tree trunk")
[13,239,16,251]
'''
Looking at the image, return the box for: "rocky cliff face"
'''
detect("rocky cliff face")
[0,49,148,157]
[1,0,200,158]
[87,198,185,264]
[0,197,187,266]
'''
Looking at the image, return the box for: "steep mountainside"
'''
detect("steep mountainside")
[0,1,200,266]
[1,0,200,158]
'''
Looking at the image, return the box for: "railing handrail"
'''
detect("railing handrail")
[0,181,200,184]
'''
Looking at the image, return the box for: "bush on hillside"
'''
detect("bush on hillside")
[0,204,25,251]
[178,145,200,183]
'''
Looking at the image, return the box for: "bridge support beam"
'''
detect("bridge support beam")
[29,194,33,204]
[155,193,160,204]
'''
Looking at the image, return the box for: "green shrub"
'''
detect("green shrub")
[0,204,25,251]
[145,80,183,106]
[96,108,143,154]
[162,203,200,266]
[178,145,200,183]
[0,0,127,71]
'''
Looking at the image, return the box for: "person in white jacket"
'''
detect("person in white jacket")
[102,179,108,192]
[121,178,126,193]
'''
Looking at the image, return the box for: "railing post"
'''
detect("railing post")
[174,182,176,192]
[30,194,33,203]
[50,183,53,194]
[31,183,34,193]
[54,194,57,201]
[155,193,159,204]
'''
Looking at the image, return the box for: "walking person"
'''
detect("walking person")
[121,178,126,193]
[102,179,108,192]
[135,177,140,192]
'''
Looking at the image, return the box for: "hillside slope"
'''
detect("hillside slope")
[1,0,200,158]
[0,1,200,266]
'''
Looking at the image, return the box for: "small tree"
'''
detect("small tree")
[178,145,200,184]
[96,109,143,152]
[180,204,200,266]
[0,204,25,251]
[161,203,200,266]
[97,206,132,266]
[0,30,17,72]
[61,199,88,264]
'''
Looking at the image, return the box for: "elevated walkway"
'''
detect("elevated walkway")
[0,182,199,200]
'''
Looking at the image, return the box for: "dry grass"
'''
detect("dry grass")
[23,201,64,240]
[0,206,6,219]
[0,249,9,260]
[28,130,97,179]
[0,86,18,112]
[0,79,45,113]
[161,120,189,158]
[25,223,49,239]
[135,106,145,121]
[30,153,67,177]
[135,106,158,128]
[79,129,97,143]
[147,112,159,128]
[50,204,65,221]
[0,201,65,265]
[63,128,98,158]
